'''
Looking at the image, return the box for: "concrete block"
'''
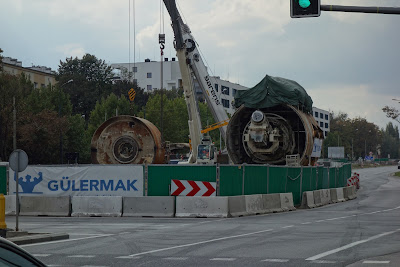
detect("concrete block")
[123,196,175,217]
[347,185,357,200]
[71,196,122,217]
[280,193,296,211]
[175,196,229,218]
[301,191,316,208]
[330,189,338,203]
[228,195,248,217]
[321,189,331,205]
[342,187,349,200]
[5,196,17,215]
[262,193,282,213]
[336,188,346,202]
[20,196,71,216]
[245,194,265,215]
[313,190,323,207]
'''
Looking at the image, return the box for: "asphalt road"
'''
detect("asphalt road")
[6,166,400,267]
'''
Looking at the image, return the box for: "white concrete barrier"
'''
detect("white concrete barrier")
[71,196,122,217]
[346,185,357,200]
[280,193,296,211]
[301,191,316,208]
[245,194,265,215]
[330,189,338,203]
[342,187,349,200]
[123,196,175,217]
[20,196,71,216]
[175,197,229,218]
[336,188,345,202]
[262,193,282,213]
[228,196,248,217]
[5,196,17,215]
[313,190,323,207]
[321,189,331,205]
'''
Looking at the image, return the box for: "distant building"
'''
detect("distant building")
[312,107,330,137]
[111,58,247,116]
[1,57,56,89]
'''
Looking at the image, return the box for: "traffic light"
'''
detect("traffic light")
[291,0,320,18]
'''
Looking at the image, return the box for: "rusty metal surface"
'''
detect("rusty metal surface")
[226,104,323,166]
[91,116,165,164]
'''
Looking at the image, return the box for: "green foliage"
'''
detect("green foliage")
[382,106,400,124]
[0,48,3,71]
[87,93,134,139]
[57,54,115,119]
[322,112,382,159]
[65,115,91,163]
[0,72,33,161]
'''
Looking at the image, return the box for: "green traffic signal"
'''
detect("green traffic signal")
[299,0,311,8]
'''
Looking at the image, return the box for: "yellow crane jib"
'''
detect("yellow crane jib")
[201,120,229,134]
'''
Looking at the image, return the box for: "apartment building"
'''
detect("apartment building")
[1,57,56,88]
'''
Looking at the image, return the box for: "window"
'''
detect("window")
[133,66,137,72]
[320,121,323,127]
[315,111,318,117]
[147,72,152,78]
[325,131,328,137]
[320,113,323,119]
[325,114,329,120]
[133,79,137,84]
[222,99,230,108]
[325,123,329,128]
[215,84,219,92]
[221,86,229,95]
[232,89,237,97]
[147,85,152,90]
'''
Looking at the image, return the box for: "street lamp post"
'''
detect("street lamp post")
[59,79,73,164]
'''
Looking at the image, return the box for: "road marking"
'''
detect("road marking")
[363,261,390,264]
[21,234,113,247]
[164,257,188,260]
[316,220,326,223]
[306,229,400,261]
[301,222,311,225]
[115,256,142,259]
[312,260,337,264]
[32,254,51,257]
[262,259,289,262]
[127,228,274,257]
[68,255,96,258]
[282,225,294,229]
[210,258,236,261]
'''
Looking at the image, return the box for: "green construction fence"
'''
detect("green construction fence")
[147,163,352,206]
[0,165,7,195]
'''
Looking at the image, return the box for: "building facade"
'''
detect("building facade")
[312,107,330,137]
[111,58,247,116]
[2,57,56,88]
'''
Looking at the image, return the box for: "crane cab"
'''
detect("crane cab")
[196,136,216,164]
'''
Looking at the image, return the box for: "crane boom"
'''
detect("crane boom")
[163,0,230,142]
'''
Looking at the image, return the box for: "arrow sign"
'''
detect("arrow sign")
[171,179,216,197]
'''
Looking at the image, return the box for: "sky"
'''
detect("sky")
[1,0,399,129]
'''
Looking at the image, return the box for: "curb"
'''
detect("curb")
[7,233,69,245]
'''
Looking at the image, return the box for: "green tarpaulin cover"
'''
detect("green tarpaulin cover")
[234,74,313,114]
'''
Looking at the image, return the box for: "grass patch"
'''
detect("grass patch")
[394,172,400,178]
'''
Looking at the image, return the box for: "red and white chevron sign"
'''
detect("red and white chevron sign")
[171,179,216,197]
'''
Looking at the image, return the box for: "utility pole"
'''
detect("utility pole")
[159,33,165,139]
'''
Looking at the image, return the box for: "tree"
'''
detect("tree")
[0,48,3,71]
[87,93,134,139]
[0,72,33,161]
[57,54,114,121]
[382,106,400,124]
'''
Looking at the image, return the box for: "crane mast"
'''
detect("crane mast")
[163,0,230,163]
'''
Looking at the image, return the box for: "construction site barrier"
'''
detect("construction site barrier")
[262,193,283,213]
[123,196,175,217]
[313,190,323,207]
[228,195,248,217]
[321,189,332,205]
[244,194,265,215]
[301,191,316,208]
[71,196,122,217]
[175,196,229,218]
[5,196,17,215]
[280,193,296,211]
[20,196,71,217]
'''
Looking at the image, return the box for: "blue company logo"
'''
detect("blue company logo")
[14,172,43,194]
[48,177,138,192]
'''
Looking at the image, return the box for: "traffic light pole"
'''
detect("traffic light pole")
[321,5,400,15]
